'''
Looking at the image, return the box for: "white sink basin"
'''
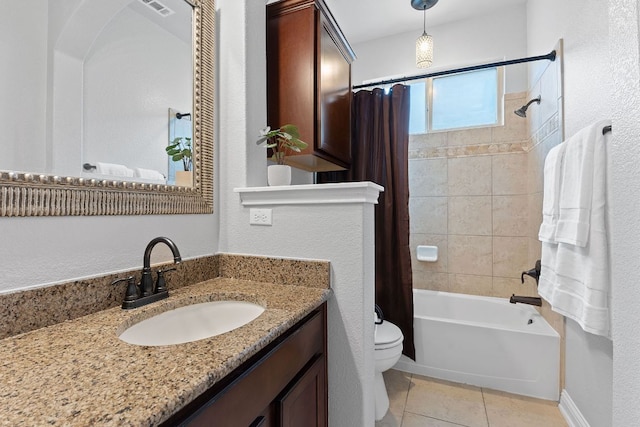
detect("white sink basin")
[119,300,265,346]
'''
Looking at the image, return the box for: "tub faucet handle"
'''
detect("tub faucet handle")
[521,260,541,285]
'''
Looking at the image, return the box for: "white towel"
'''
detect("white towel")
[134,167,166,182]
[538,143,566,243]
[555,120,609,247]
[538,120,611,338]
[96,162,134,178]
[538,241,558,306]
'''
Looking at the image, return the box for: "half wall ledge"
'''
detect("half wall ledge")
[234,182,384,206]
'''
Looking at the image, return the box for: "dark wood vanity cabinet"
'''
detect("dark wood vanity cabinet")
[278,355,326,426]
[163,303,327,427]
[267,0,356,172]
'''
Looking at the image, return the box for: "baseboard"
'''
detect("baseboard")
[559,389,591,427]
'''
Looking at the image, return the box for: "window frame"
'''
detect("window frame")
[419,66,505,134]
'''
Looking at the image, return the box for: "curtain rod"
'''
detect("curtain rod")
[352,50,557,90]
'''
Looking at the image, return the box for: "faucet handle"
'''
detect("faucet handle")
[155,267,177,293]
[112,276,139,303]
[521,260,542,285]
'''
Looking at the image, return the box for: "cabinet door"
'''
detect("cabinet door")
[266,3,316,154]
[317,16,351,167]
[277,356,327,427]
[250,404,276,427]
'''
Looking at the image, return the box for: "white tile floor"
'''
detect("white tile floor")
[376,370,568,427]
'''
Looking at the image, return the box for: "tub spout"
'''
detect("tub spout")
[509,294,542,306]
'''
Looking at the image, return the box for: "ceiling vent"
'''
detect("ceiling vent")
[139,0,175,17]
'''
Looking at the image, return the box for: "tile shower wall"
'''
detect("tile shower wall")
[408,56,566,390]
[409,92,539,299]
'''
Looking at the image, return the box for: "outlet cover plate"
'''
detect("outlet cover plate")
[249,208,272,226]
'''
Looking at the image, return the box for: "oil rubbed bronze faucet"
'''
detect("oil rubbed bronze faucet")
[521,260,541,285]
[512,260,543,306]
[112,237,182,309]
[509,294,542,307]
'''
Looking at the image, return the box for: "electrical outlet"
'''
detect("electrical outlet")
[249,208,272,226]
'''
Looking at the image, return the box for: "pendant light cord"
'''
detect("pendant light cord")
[422,6,426,34]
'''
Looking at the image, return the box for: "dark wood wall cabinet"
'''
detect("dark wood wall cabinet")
[163,303,328,426]
[267,0,356,172]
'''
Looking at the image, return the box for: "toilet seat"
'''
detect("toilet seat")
[375,321,404,350]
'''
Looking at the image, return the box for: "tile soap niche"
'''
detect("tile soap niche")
[417,245,438,262]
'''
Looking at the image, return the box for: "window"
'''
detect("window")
[409,81,427,134]
[409,66,504,134]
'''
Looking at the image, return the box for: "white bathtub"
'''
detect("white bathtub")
[394,289,560,400]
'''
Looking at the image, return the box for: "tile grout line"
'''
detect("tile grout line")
[402,409,471,427]
[398,373,413,427]
[480,387,491,427]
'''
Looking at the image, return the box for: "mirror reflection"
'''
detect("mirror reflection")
[1,0,193,186]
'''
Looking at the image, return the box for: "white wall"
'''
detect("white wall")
[564,319,613,427]
[352,2,529,93]
[527,0,611,138]
[230,190,377,426]
[608,1,640,425]
[0,1,48,173]
[0,214,219,293]
[526,1,614,426]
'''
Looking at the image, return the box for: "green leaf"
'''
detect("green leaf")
[293,139,307,149]
[280,124,300,139]
[257,124,306,159]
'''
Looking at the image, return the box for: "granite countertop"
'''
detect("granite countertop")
[0,278,331,426]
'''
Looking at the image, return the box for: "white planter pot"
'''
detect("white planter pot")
[267,165,292,186]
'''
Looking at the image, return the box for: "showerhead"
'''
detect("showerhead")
[514,107,527,118]
[514,96,541,118]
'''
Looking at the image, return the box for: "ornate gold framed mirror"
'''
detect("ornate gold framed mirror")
[0,0,214,216]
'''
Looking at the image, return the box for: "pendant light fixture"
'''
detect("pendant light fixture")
[412,0,438,68]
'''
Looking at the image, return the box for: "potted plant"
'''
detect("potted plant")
[166,136,192,186]
[256,124,308,186]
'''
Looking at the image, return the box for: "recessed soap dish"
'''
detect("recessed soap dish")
[417,245,438,262]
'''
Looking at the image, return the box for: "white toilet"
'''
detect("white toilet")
[374,316,404,420]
